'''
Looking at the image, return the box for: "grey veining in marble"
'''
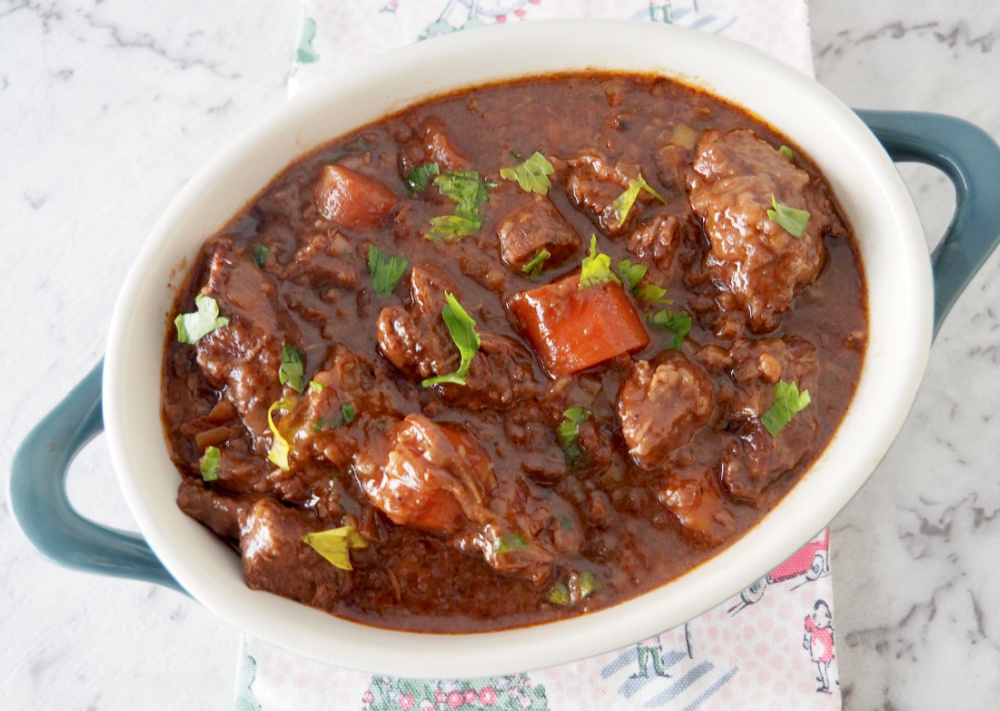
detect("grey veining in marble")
[4,0,1000,709]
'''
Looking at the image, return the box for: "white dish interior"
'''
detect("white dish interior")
[103,20,932,678]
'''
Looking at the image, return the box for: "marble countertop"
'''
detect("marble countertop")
[4,0,1000,708]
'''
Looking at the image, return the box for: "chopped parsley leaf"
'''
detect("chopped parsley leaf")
[422,293,481,387]
[767,194,810,238]
[175,294,229,344]
[279,344,306,392]
[579,235,621,290]
[499,151,554,195]
[612,175,666,226]
[648,309,692,349]
[425,170,494,241]
[616,259,647,291]
[251,243,270,268]
[579,571,600,598]
[521,248,551,277]
[200,446,220,482]
[761,381,812,437]
[509,149,522,159]
[266,397,298,471]
[547,583,571,606]
[404,162,440,193]
[496,531,529,554]
[301,526,367,570]
[557,407,592,468]
[308,380,324,392]
[779,145,794,161]
[341,402,356,425]
[367,245,410,295]
[634,284,670,304]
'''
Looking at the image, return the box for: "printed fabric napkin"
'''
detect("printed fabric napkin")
[235,2,840,709]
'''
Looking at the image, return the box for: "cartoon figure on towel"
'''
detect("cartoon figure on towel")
[630,634,671,679]
[803,599,835,694]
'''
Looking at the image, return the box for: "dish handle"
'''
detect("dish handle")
[856,110,1000,338]
[9,359,184,592]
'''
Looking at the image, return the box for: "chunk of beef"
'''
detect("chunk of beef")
[658,466,736,546]
[617,353,714,469]
[314,164,398,230]
[376,264,536,410]
[238,498,352,609]
[398,116,472,177]
[627,213,684,276]
[196,244,297,455]
[177,482,352,608]
[496,195,582,271]
[354,414,582,585]
[720,337,821,501]
[177,479,245,541]
[277,232,360,290]
[287,345,408,470]
[376,263,459,380]
[688,129,833,333]
[565,155,653,236]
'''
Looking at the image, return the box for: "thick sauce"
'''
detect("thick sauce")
[162,74,866,632]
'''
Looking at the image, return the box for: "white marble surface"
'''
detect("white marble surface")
[3,0,1000,709]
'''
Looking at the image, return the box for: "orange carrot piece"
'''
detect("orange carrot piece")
[509,275,650,376]
[314,164,398,229]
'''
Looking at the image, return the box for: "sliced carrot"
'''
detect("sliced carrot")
[314,164,398,229]
[509,275,650,376]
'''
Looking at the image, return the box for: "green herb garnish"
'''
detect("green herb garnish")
[302,526,367,570]
[496,532,529,554]
[634,284,670,303]
[251,243,270,268]
[422,292,481,387]
[341,402,356,425]
[611,175,666,226]
[616,259,647,291]
[648,309,692,349]
[175,294,229,344]
[367,245,410,295]
[521,249,551,277]
[779,145,794,161]
[760,381,812,437]
[579,571,600,598]
[200,446,220,482]
[279,344,306,392]
[579,236,621,290]
[499,151,554,195]
[767,194,810,238]
[557,407,592,467]
[547,582,571,606]
[425,170,494,241]
[266,397,298,471]
[404,162,440,193]
[308,380,324,392]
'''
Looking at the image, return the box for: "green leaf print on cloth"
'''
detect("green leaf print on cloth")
[362,673,548,710]
[296,14,319,64]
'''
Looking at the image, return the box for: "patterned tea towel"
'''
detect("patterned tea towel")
[236,2,839,709]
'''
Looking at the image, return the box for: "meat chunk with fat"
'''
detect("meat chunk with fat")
[195,243,297,455]
[688,129,834,333]
[617,353,714,470]
[354,414,582,585]
[276,231,360,290]
[496,195,582,271]
[376,264,535,409]
[720,337,821,501]
[353,414,498,535]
